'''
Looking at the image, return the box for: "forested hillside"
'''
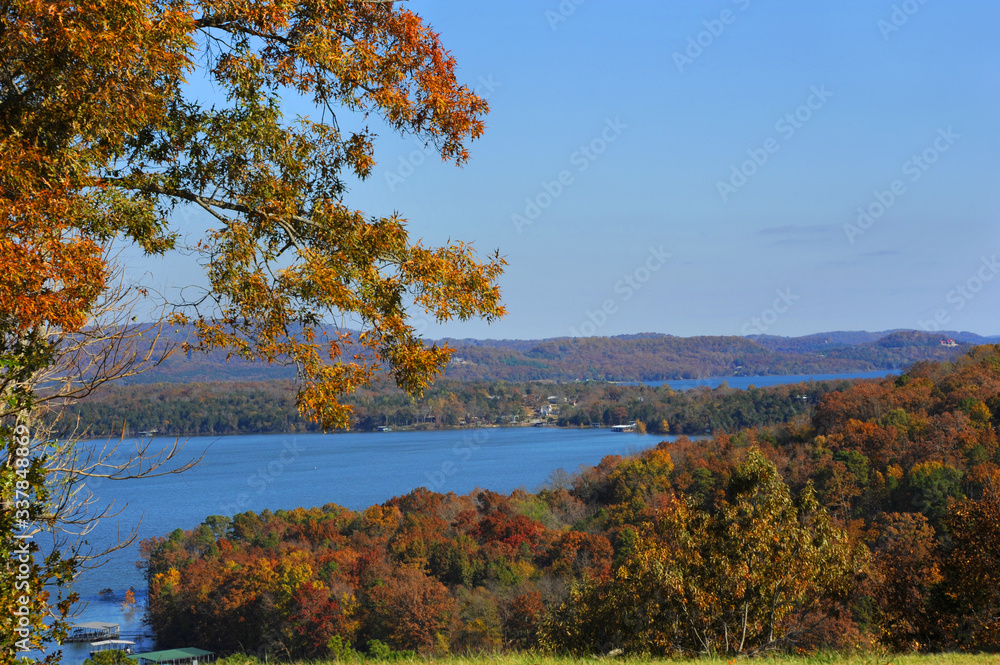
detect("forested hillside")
[415,331,980,382]
[121,328,991,385]
[142,345,1000,658]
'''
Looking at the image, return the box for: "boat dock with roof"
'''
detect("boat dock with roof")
[65,622,120,642]
[128,647,215,665]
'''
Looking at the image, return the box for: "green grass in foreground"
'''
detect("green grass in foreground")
[213,653,1000,665]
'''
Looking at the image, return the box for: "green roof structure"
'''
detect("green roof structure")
[127,647,214,664]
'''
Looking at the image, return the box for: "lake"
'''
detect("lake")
[643,369,897,390]
[53,426,672,662]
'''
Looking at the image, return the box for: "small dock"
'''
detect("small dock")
[89,639,136,657]
[65,621,120,643]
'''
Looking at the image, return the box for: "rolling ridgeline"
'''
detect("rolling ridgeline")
[121,328,994,385]
[65,329,991,436]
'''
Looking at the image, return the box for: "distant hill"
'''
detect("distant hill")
[439,330,996,382]
[120,327,999,385]
[748,329,999,354]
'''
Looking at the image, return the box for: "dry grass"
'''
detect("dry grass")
[216,651,1000,665]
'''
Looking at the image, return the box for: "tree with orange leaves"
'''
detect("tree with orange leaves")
[2,0,504,428]
[2,1,502,660]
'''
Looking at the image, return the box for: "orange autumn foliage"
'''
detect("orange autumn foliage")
[140,347,1000,657]
[2,0,505,428]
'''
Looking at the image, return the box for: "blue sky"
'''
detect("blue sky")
[134,0,1000,340]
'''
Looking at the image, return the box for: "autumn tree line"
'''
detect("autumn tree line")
[141,346,1000,657]
[439,330,973,382]
[113,329,979,387]
[63,377,859,437]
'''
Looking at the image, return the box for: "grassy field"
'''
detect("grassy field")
[212,653,1000,665]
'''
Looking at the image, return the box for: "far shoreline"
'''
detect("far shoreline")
[80,369,900,439]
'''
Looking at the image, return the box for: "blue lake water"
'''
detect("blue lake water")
[643,369,897,390]
[74,427,672,593]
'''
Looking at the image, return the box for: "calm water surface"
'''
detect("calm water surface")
[644,369,897,390]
